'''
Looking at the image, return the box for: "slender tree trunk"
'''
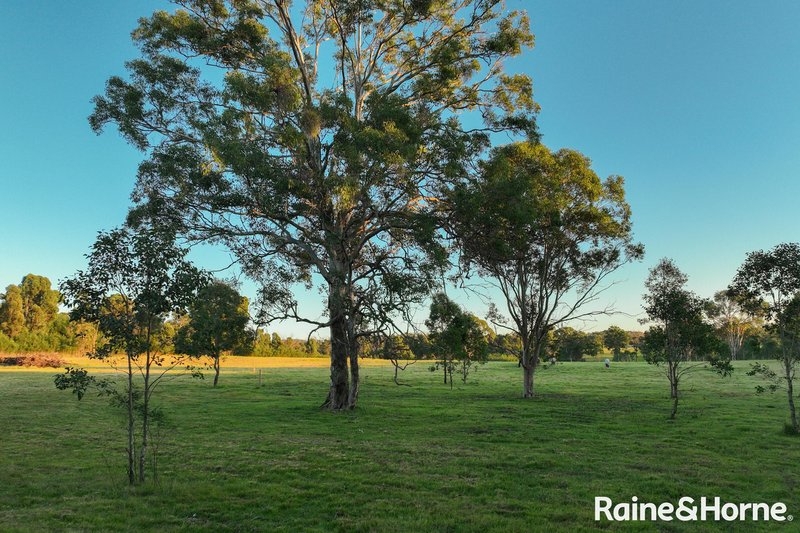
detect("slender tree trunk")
[348,343,360,409]
[669,363,679,419]
[669,363,678,399]
[443,362,447,384]
[785,358,798,432]
[139,343,152,484]
[394,362,399,385]
[213,356,220,387]
[126,351,135,486]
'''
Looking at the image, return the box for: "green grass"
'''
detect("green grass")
[1,361,798,532]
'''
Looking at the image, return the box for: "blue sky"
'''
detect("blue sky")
[1,1,799,337]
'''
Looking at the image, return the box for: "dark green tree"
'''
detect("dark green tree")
[603,326,630,361]
[729,243,800,433]
[0,285,25,337]
[89,0,537,410]
[19,274,61,332]
[552,327,601,362]
[305,338,319,355]
[56,227,209,484]
[0,274,61,337]
[448,142,642,397]
[640,258,730,419]
[175,281,251,386]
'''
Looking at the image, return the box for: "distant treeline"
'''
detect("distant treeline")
[0,274,329,357]
[0,273,782,361]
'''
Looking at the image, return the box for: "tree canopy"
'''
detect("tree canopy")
[729,243,800,433]
[446,141,642,397]
[426,292,491,386]
[175,280,252,386]
[0,274,60,336]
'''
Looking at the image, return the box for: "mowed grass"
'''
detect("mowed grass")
[1,360,798,532]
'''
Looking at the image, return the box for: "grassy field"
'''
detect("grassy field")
[1,359,798,532]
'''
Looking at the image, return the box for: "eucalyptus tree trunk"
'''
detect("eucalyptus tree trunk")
[523,362,535,398]
[324,265,360,410]
[327,313,351,410]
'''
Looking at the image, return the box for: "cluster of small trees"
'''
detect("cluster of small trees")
[635,245,800,430]
[0,273,329,360]
[251,331,331,358]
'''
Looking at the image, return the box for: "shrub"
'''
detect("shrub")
[0,353,65,368]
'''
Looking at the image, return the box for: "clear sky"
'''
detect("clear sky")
[1,1,799,337]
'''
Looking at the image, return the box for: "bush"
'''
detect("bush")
[0,333,17,352]
[0,353,65,368]
[488,353,518,362]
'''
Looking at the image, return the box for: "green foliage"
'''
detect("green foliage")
[641,259,726,364]
[708,290,761,360]
[426,293,490,384]
[0,284,25,337]
[552,327,602,362]
[19,274,61,331]
[57,226,209,484]
[54,367,108,400]
[60,227,210,360]
[0,274,61,339]
[250,330,327,357]
[176,281,251,357]
[641,258,731,418]
[0,278,103,354]
[0,332,16,352]
[175,281,252,385]
[729,243,800,432]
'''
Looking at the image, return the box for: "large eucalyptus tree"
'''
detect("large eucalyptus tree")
[90,0,537,409]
